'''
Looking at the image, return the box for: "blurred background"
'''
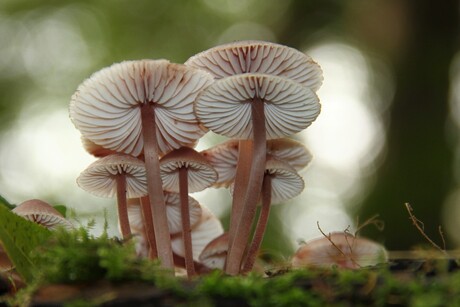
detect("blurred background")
[0,0,459,257]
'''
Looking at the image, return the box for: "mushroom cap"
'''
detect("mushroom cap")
[229,156,304,204]
[201,138,311,188]
[195,73,320,140]
[81,136,117,158]
[160,147,218,193]
[127,193,202,235]
[171,206,224,261]
[70,60,214,157]
[77,154,147,198]
[198,232,228,270]
[291,232,389,269]
[264,157,304,204]
[185,40,323,91]
[266,138,312,171]
[201,140,239,188]
[12,199,73,230]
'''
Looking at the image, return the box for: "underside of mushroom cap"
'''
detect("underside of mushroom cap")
[164,192,203,234]
[160,147,218,193]
[195,73,321,140]
[77,154,147,198]
[70,60,214,157]
[185,40,323,91]
[265,157,304,204]
[267,138,312,171]
[12,199,73,230]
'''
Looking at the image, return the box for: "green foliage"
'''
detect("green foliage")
[0,195,14,209]
[0,200,51,282]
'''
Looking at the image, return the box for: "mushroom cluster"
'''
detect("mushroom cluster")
[70,41,323,276]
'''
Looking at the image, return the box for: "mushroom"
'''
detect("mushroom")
[127,193,202,259]
[241,156,304,272]
[81,136,117,158]
[12,199,73,230]
[199,233,228,271]
[70,60,213,268]
[160,147,217,277]
[195,74,320,274]
[291,232,389,269]
[201,138,312,188]
[77,154,147,240]
[185,40,323,91]
[171,206,224,264]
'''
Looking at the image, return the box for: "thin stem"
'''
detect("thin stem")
[140,196,158,259]
[226,140,253,269]
[242,175,271,273]
[179,167,195,277]
[226,97,266,275]
[116,173,131,239]
[141,103,174,269]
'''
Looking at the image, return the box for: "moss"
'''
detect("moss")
[3,227,460,306]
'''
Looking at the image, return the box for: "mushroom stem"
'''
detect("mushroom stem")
[116,174,131,239]
[226,97,266,275]
[140,196,158,259]
[226,140,253,267]
[242,175,271,273]
[179,166,195,277]
[141,103,174,269]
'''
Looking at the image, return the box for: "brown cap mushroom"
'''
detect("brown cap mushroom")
[171,206,224,262]
[81,136,117,158]
[198,233,228,270]
[185,40,323,91]
[12,199,73,230]
[291,232,388,269]
[160,147,218,193]
[77,154,147,239]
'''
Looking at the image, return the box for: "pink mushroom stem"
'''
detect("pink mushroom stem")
[141,103,174,269]
[226,140,253,267]
[242,175,271,273]
[226,97,267,275]
[115,173,131,239]
[179,167,196,277]
[140,196,158,259]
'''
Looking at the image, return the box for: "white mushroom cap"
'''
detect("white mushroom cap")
[160,147,218,193]
[265,157,304,204]
[12,199,73,230]
[126,194,202,236]
[164,192,203,235]
[198,232,228,270]
[70,60,214,157]
[195,73,320,140]
[266,138,312,171]
[291,232,389,269]
[228,156,304,204]
[81,136,117,158]
[185,40,323,91]
[171,206,224,261]
[77,154,147,198]
[202,138,312,188]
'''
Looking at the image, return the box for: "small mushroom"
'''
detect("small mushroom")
[201,138,312,188]
[77,154,147,240]
[160,146,217,276]
[12,199,73,230]
[241,156,304,272]
[127,193,203,258]
[171,206,224,263]
[291,232,389,269]
[199,233,228,270]
[70,60,214,268]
